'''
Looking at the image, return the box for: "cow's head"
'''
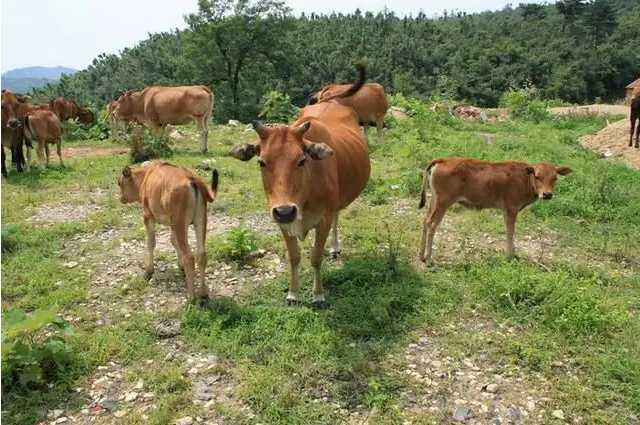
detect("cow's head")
[230,121,333,224]
[77,108,95,125]
[117,165,142,204]
[526,162,572,200]
[115,90,141,119]
[1,101,20,129]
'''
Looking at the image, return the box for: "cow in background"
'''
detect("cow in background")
[49,97,95,124]
[112,85,214,153]
[630,86,640,148]
[23,110,64,169]
[310,81,388,142]
[231,64,370,305]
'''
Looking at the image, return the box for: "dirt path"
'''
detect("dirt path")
[62,146,128,160]
[580,119,640,169]
[549,104,629,117]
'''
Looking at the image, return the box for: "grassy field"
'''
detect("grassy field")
[2,107,639,425]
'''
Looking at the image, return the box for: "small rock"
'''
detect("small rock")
[63,261,78,269]
[176,417,194,425]
[227,120,241,127]
[135,379,144,390]
[48,410,64,419]
[113,410,127,418]
[154,318,181,338]
[483,383,499,393]
[124,392,138,402]
[453,405,472,422]
[552,410,565,420]
[507,406,522,423]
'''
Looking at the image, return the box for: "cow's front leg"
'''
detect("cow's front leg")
[503,208,518,258]
[281,230,301,304]
[143,216,156,280]
[329,212,341,258]
[311,217,332,306]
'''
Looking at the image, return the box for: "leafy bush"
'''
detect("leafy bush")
[2,224,20,253]
[2,307,74,390]
[500,84,550,123]
[259,90,298,123]
[215,226,258,264]
[63,119,110,142]
[129,127,173,163]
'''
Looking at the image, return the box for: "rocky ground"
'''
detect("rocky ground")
[580,118,640,170]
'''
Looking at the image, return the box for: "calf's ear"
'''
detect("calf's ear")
[305,141,333,160]
[122,166,132,177]
[556,166,572,176]
[230,143,259,161]
[525,166,534,174]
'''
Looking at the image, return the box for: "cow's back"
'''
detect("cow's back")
[297,102,370,209]
[140,162,199,225]
[28,110,62,140]
[320,83,388,122]
[142,86,212,125]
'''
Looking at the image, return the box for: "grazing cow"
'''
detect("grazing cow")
[113,85,214,153]
[630,94,640,149]
[310,82,388,141]
[117,162,219,301]
[418,157,572,263]
[231,65,370,305]
[49,97,95,124]
[23,110,64,169]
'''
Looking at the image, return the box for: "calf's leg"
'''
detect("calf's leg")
[281,230,301,304]
[419,198,450,264]
[170,233,184,273]
[311,217,332,305]
[143,217,156,279]
[193,207,209,300]
[44,143,51,168]
[376,116,384,142]
[502,208,518,258]
[56,138,64,167]
[36,141,46,169]
[173,221,196,301]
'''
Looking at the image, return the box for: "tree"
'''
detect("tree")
[583,0,617,45]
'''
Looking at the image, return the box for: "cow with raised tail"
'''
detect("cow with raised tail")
[418,157,572,264]
[231,64,371,306]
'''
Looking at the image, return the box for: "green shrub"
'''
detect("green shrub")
[259,90,298,123]
[2,224,20,253]
[62,119,110,141]
[129,127,173,163]
[215,226,258,264]
[500,85,550,123]
[2,307,75,390]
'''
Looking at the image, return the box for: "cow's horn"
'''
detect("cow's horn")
[251,121,269,138]
[293,121,311,138]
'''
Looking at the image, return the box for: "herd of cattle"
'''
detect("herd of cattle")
[4,65,638,304]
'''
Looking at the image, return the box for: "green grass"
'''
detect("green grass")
[2,111,639,424]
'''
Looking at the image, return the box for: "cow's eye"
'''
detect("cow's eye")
[297,156,307,167]
[257,158,266,168]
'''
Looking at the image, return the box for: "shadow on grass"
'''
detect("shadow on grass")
[181,252,461,423]
[2,163,75,189]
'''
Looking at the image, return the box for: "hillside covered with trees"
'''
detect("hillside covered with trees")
[35,0,640,122]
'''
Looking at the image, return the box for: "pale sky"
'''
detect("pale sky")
[1,0,548,73]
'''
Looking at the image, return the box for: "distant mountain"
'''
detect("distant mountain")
[1,66,78,93]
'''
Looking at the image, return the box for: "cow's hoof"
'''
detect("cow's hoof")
[286,298,302,306]
[143,270,154,281]
[329,248,341,259]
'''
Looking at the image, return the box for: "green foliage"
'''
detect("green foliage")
[62,119,110,142]
[2,224,20,253]
[215,226,258,264]
[500,85,550,123]
[259,90,298,123]
[2,307,75,391]
[129,128,174,163]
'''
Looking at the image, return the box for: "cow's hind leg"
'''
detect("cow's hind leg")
[311,217,332,306]
[196,115,208,154]
[36,141,46,169]
[281,230,301,304]
[329,212,341,258]
[173,221,196,301]
[56,139,64,167]
[44,143,51,168]
[2,147,7,177]
[376,115,384,142]
[143,217,156,280]
[503,208,519,258]
[170,233,184,274]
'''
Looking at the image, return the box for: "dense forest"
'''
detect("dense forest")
[35,0,640,122]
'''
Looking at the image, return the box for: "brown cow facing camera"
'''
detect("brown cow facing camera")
[117,161,219,301]
[418,157,572,263]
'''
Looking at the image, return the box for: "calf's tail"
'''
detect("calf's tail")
[418,159,442,209]
[190,169,219,203]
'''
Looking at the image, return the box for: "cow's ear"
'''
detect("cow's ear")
[525,166,535,175]
[556,166,572,176]
[305,141,333,160]
[122,166,132,178]
[230,143,259,161]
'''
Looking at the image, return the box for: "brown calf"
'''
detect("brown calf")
[49,97,95,124]
[418,157,572,263]
[117,162,219,301]
[23,110,64,169]
[231,65,370,305]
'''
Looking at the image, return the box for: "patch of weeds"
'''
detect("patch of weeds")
[1,223,20,253]
[130,127,173,163]
[213,225,258,264]
[364,177,390,205]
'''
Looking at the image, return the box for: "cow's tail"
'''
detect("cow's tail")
[319,63,366,103]
[419,159,442,209]
[190,169,218,204]
[23,114,34,142]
